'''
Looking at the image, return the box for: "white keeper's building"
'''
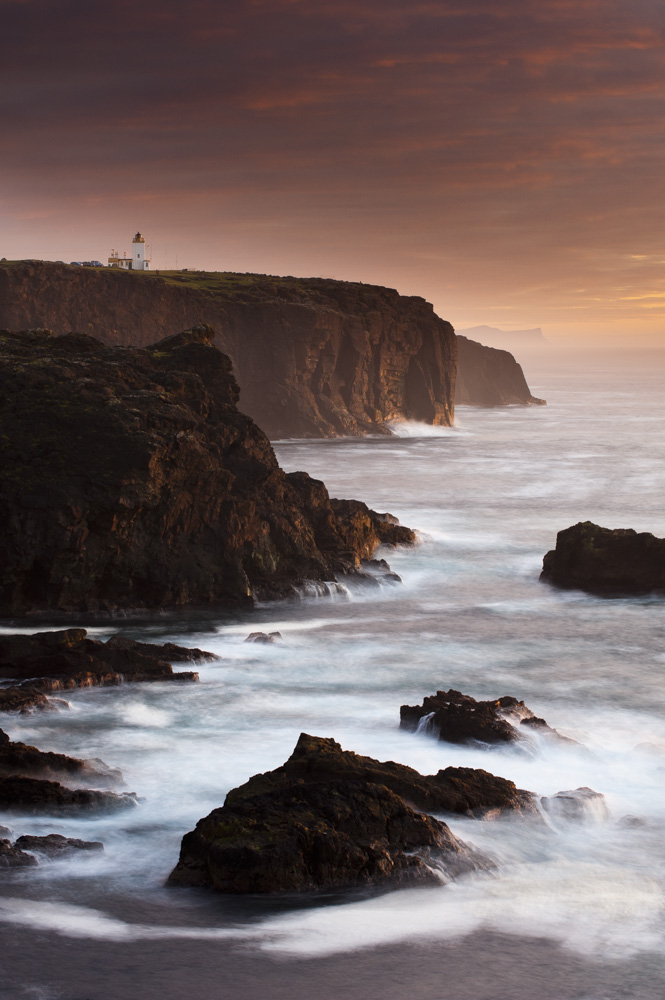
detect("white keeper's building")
[108,232,151,270]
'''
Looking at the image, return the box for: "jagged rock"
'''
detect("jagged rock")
[400,688,574,748]
[0,825,13,839]
[0,262,457,438]
[0,328,414,615]
[14,834,103,856]
[541,521,665,595]
[0,838,37,868]
[0,775,137,815]
[0,630,203,710]
[541,787,609,823]
[245,632,282,644]
[0,727,122,786]
[455,336,546,406]
[168,733,533,894]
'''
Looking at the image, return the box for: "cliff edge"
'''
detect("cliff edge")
[0,262,456,439]
[0,326,414,616]
[455,335,546,407]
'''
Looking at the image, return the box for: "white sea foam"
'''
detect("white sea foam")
[387,420,469,438]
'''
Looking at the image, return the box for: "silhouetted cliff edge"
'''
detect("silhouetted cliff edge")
[455,336,546,407]
[0,262,456,438]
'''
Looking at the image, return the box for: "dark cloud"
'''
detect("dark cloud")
[2,0,665,342]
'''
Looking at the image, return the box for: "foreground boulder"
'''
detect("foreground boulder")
[0,327,414,615]
[0,775,136,816]
[400,688,571,747]
[0,629,206,712]
[168,733,534,894]
[541,521,665,595]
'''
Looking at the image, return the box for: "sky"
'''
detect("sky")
[2,0,665,348]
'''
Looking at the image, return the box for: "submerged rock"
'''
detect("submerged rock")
[0,838,37,868]
[0,629,204,712]
[0,726,122,786]
[168,733,533,894]
[0,327,414,615]
[541,787,609,824]
[245,632,282,644]
[400,688,572,747]
[541,521,665,595]
[14,833,103,856]
[0,776,137,816]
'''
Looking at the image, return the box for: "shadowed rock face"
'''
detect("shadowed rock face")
[541,521,665,595]
[455,336,545,407]
[0,262,457,438]
[168,733,534,894]
[0,776,137,816]
[0,327,414,616]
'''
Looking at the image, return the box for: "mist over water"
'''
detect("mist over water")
[2,359,665,997]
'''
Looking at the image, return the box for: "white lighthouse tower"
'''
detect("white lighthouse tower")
[131,232,150,270]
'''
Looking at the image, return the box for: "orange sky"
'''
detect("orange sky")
[2,0,665,349]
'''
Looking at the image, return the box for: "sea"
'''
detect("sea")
[1,356,664,1000]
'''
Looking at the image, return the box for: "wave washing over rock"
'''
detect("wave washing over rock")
[0,326,414,616]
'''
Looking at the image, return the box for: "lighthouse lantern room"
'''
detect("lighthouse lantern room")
[108,232,151,270]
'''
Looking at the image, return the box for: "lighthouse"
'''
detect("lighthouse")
[107,232,151,270]
[132,232,150,270]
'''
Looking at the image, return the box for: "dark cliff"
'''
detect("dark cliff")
[0,326,414,616]
[455,335,545,407]
[0,261,456,439]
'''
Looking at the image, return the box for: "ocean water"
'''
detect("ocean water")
[1,358,665,999]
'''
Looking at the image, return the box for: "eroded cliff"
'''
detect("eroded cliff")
[0,326,414,615]
[455,335,545,407]
[0,262,456,438]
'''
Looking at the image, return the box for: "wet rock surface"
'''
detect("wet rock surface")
[14,833,103,856]
[401,688,563,746]
[168,733,533,894]
[541,521,665,595]
[0,726,122,785]
[0,629,206,711]
[0,775,137,816]
[0,838,38,868]
[541,787,609,823]
[0,327,414,615]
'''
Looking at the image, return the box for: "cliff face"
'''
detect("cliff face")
[455,335,546,407]
[0,326,413,616]
[0,262,456,438]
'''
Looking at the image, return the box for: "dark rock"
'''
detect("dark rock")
[0,328,414,616]
[455,336,546,407]
[14,833,103,856]
[0,262,457,438]
[0,728,122,786]
[401,689,533,745]
[168,733,534,894]
[0,838,37,868]
[0,825,12,839]
[0,629,203,710]
[245,632,282,644]
[541,787,609,823]
[0,775,137,815]
[541,521,665,595]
